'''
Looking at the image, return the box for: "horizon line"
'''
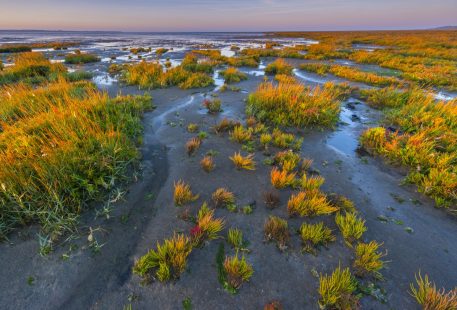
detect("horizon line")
[0,26,454,34]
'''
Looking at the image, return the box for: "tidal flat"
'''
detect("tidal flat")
[0,30,456,309]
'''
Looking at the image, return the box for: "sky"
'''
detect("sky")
[0,0,456,32]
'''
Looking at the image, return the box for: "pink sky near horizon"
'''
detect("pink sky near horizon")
[0,0,456,31]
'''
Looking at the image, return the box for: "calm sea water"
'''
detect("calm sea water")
[0,30,315,49]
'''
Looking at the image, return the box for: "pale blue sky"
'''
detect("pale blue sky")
[0,0,456,31]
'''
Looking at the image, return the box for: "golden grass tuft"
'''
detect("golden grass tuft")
[173,180,199,206]
[230,152,256,170]
[214,118,239,134]
[191,203,224,247]
[120,58,214,90]
[246,79,343,128]
[300,63,402,87]
[200,155,215,173]
[274,150,301,172]
[0,52,66,85]
[264,301,283,310]
[319,265,359,309]
[329,195,356,213]
[227,228,245,250]
[299,222,335,254]
[245,116,256,127]
[264,216,290,250]
[230,125,253,143]
[335,212,367,246]
[270,167,296,189]
[271,128,300,149]
[187,123,199,133]
[0,79,152,238]
[133,233,192,282]
[410,272,457,310]
[299,174,325,191]
[65,52,100,64]
[287,191,338,217]
[223,254,254,290]
[260,133,272,148]
[212,188,235,208]
[353,241,386,279]
[359,90,457,208]
[220,67,248,84]
[265,58,293,76]
[203,98,222,114]
[186,137,201,156]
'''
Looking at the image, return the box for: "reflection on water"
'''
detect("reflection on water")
[326,106,361,156]
[93,74,117,87]
[213,70,225,91]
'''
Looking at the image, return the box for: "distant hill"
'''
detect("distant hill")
[432,26,457,30]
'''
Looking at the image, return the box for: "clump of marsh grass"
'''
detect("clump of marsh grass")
[359,90,457,209]
[353,241,386,279]
[260,133,272,149]
[186,137,201,156]
[299,63,331,75]
[214,118,239,134]
[329,194,357,213]
[64,51,100,64]
[299,173,325,191]
[299,222,335,254]
[203,98,222,114]
[0,42,78,53]
[130,47,151,55]
[200,155,215,172]
[335,212,367,246]
[318,265,359,309]
[245,116,257,128]
[119,57,214,90]
[264,301,283,310]
[220,67,248,84]
[264,191,280,209]
[181,53,215,73]
[227,228,248,251]
[226,55,260,67]
[271,128,302,150]
[410,272,457,310]
[0,79,152,239]
[265,58,293,75]
[230,152,256,170]
[246,79,342,128]
[287,191,338,217]
[191,203,224,247]
[174,180,199,206]
[66,70,93,82]
[230,125,253,143]
[179,72,214,89]
[274,150,301,172]
[270,167,296,189]
[223,254,254,291]
[155,48,169,56]
[0,52,66,85]
[359,87,411,109]
[133,233,192,282]
[264,216,289,250]
[187,123,199,133]
[300,63,401,87]
[212,188,235,208]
